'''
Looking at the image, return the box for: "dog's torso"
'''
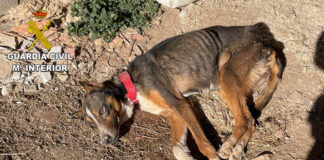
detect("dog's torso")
[127,23,282,114]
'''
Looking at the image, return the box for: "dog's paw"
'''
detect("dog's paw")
[229,142,245,160]
[210,156,221,160]
[218,144,233,159]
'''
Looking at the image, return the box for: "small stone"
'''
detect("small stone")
[39,72,52,84]
[125,28,138,34]
[0,58,14,82]
[25,72,39,83]
[95,46,103,53]
[274,130,285,139]
[58,34,70,42]
[108,56,123,67]
[23,85,37,92]
[135,137,141,141]
[64,47,75,59]
[94,39,104,53]
[128,54,136,62]
[287,91,303,104]
[11,72,21,82]
[112,37,123,48]
[252,154,272,160]
[154,19,161,26]
[0,87,9,96]
[179,10,187,19]
[20,40,32,50]
[132,34,145,41]
[0,33,16,49]
[133,45,143,56]
[57,74,69,81]
[94,38,103,46]
[78,62,85,69]
[123,37,131,48]
[49,46,63,54]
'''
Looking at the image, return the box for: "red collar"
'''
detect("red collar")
[118,71,139,104]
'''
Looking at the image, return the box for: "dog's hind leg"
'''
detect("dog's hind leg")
[229,51,281,160]
[168,114,194,160]
[217,64,254,159]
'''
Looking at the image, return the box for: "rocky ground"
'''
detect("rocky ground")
[0,0,323,160]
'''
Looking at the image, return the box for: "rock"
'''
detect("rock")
[132,34,145,41]
[23,85,37,92]
[128,54,136,62]
[58,34,70,42]
[0,84,13,96]
[125,28,138,34]
[108,56,123,67]
[77,62,85,69]
[95,46,103,53]
[94,38,104,53]
[94,38,103,46]
[133,45,143,56]
[0,58,14,83]
[179,9,187,18]
[20,40,33,50]
[24,72,39,84]
[57,74,68,81]
[11,20,51,37]
[112,37,123,48]
[155,0,195,8]
[11,72,21,82]
[0,86,9,96]
[287,91,303,104]
[64,46,75,59]
[252,154,272,160]
[49,46,63,54]
[65,6,81,25]
[0,33,16,49]
[39,72,52,84]
[274,130,285,139]
[0,0,18,15]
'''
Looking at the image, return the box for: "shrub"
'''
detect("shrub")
[67,0,161,42]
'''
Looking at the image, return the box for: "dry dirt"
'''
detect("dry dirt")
[0,0,324,160]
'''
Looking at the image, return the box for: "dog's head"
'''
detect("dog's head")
[75,81,126,144]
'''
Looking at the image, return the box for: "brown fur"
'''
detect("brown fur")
[76,22,286,160]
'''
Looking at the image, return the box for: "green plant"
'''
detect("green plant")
[67,0,161,42]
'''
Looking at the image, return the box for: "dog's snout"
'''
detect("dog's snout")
[100,134,113,144]
[105,135,113,144]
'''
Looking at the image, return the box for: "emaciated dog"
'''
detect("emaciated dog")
[75,22,286,160]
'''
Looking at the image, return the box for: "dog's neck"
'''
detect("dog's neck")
[110,71,135,124]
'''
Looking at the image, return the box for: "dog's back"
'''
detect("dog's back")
[128,23,285,100]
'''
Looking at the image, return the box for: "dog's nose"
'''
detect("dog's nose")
[105,135,113,144]
[100,135,113,145]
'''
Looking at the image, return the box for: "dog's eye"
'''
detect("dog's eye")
[99,107,105,115]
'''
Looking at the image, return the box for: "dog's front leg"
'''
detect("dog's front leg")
[175,99,219,160]
[120,100,134,124]
[168,114,194,160]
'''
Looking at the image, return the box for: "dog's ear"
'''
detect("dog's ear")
[80,81,104,92]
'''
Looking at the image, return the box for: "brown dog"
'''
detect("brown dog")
[75,22,286,160]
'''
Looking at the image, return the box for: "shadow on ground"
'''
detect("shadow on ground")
[187,96,221,160]
[307,31,324,160]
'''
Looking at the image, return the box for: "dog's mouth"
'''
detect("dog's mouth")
[100,131,119,145]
